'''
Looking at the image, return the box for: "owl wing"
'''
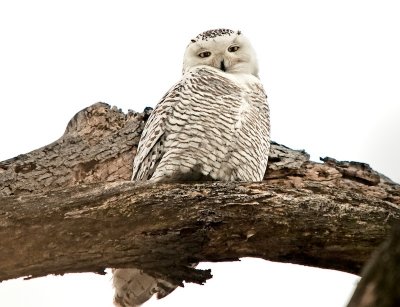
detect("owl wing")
[131,81,182,181]
[226,79,270,181]
[173,67,269,182]
[132,67,270,182]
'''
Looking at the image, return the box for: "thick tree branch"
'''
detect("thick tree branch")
[1,179,399,285]
[0,102,399,288]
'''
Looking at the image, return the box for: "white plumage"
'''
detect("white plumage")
[113,28,270,307]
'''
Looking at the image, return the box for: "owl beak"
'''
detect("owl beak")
[220,60,226,72]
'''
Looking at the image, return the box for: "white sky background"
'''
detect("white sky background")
[0,1,399,306]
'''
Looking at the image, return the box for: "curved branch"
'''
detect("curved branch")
[0,179,398,285]
[347,223,400,307]
[0,102,399,287]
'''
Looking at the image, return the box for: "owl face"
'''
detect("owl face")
[183,29,259,77]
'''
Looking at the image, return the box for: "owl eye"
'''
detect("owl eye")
[228,45,240,52]
[198,51,211,58]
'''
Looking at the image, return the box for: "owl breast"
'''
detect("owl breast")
[136,66,270,183]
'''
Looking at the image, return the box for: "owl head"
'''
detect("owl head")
[183,29,259,77]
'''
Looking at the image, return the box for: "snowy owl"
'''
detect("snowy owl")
[113,28,270,307]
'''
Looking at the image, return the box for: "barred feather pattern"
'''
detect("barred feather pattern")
[132,66,270,183]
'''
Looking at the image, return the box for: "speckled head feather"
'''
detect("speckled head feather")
[193,28,236,42]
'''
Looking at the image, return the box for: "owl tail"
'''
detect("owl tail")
[112,268,177,307]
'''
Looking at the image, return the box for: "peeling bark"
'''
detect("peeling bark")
[0,103,399,294]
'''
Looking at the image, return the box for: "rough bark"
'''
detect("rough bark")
[0,102,399,289]
[0,103,146,196]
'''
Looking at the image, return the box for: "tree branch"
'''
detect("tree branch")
[0,102,399,287]
[347,223,400,307]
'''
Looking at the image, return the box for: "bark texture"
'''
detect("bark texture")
[0,103,145,196]
[0,102,399,290]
